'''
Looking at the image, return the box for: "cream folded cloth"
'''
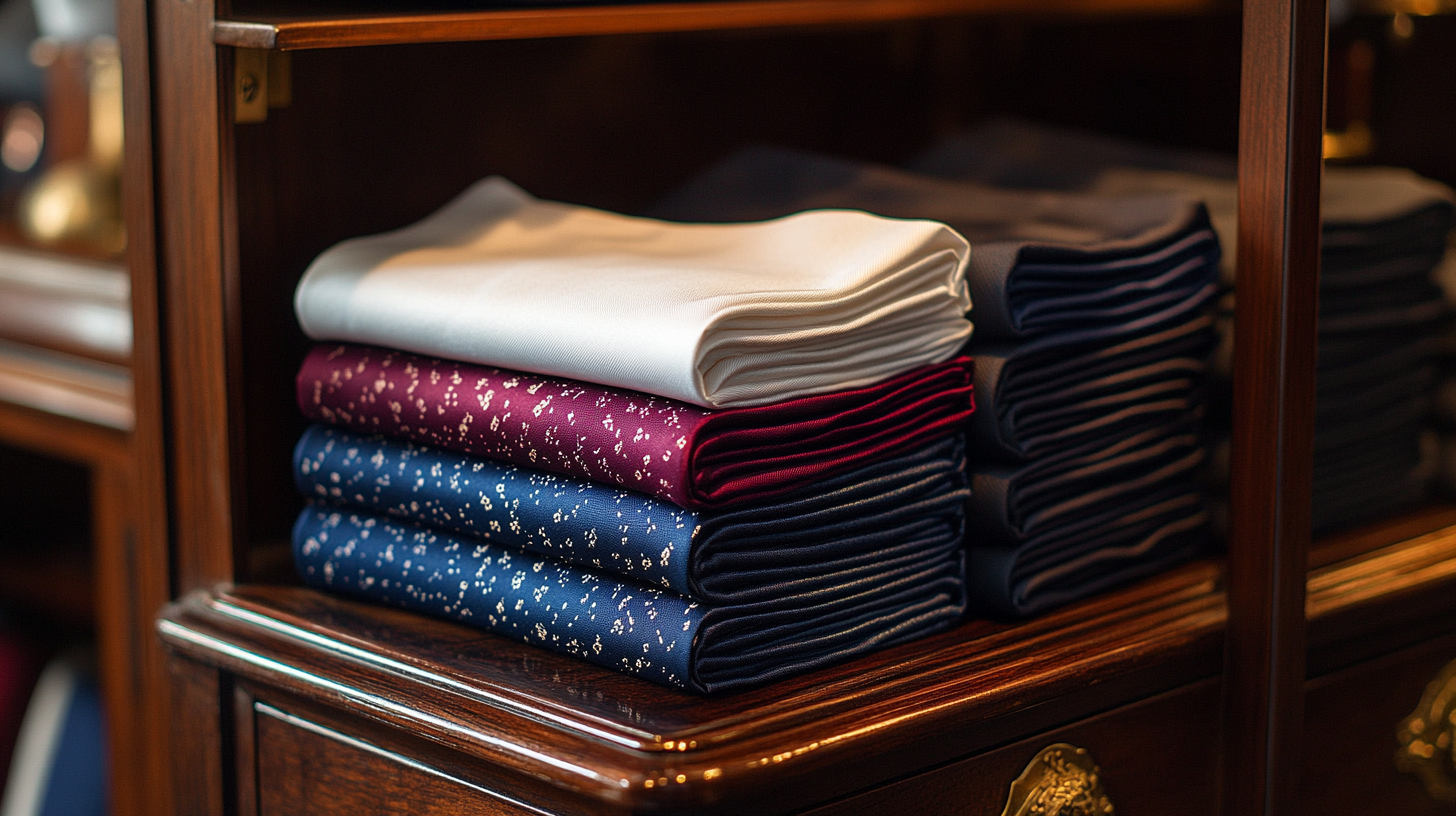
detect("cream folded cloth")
[295,177,972,408]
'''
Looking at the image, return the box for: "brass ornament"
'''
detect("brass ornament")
[1001,743,1114,816]
[1396,656,1456,801]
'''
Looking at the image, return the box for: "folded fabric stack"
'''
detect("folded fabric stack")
[912,118,1456,533]
[290,177,977,692]
[653,147,1220,618]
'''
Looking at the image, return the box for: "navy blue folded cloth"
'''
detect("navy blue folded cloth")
[964,424,1209,617]
[972,313,1215,463]
[294,505,966,693]
[650,146,1221,345]
[911,118,1454,535]
[294,424,969,607]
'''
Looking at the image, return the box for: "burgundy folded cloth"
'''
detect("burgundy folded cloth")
[297,343,975,509]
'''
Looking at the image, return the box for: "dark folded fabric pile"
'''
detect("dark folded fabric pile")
[292,348,972,692]
[911,118,1456,533]
[653,147,1219,617]
[1311,181,1450,529]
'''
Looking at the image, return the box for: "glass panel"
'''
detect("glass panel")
[1309,12,1456,558]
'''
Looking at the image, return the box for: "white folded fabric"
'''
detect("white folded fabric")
[295,177,972,408]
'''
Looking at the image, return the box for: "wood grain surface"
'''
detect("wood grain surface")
[214,0,1222,51]
[802,678,1224,816]
[160,559,1226,814]
[1225,0,1328,810]
[1301,632,1456,815]
[151,0,239,593]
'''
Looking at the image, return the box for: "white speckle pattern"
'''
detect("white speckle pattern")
[293,507,701,688]
[295,426,972,605]
[296,344,974,508]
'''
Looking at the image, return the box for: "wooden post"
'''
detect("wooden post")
[1227,0,1326,811]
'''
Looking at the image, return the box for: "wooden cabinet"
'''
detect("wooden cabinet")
[123,0,1456,813]
[1303,635,1456,815]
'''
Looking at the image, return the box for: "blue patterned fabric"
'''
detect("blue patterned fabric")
[294,425,969,606]
[293,506,966,692]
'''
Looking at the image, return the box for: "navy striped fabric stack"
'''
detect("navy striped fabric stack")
[913,118,1455,533]
[653,146,1221,617]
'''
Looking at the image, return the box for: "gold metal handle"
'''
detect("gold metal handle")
[1001,743,1114,816]
[1397,657,1456,802]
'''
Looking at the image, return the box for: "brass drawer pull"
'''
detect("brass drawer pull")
[1397,657,1456,802]
[1001,743,1114,816]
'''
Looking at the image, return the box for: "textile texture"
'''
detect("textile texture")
[296,343,975,509]
[294,176,972,408]
[293,506,966,693]
[293,425,970,605]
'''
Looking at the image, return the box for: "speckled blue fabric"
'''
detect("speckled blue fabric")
[293,507,702,688]
[294,425,969,605]
[293,505,967,692]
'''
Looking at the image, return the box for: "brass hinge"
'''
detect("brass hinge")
[234,49,291,124]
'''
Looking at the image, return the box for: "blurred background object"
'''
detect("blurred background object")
[17,0,121,256]
[0,0,123,807]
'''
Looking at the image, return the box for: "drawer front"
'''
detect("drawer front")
[1303,631,1456,815]
[802,678,1221,816]
[253,702,538,816]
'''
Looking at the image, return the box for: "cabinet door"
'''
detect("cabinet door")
[802,678,1221,816]
[1302,631,1456,815]
[253,702,544,816]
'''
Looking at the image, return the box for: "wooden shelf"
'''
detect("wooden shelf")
[0,244,131,367]
[160,559,1226,813]
[214,0,1220,50]
[0,396,129,467]
[0,341,132,432]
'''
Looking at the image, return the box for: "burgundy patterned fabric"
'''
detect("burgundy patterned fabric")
[297,343,975,509]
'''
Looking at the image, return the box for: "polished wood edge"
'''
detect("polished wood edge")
[1225,0,1327,808]
[154,564,1225,810]
[1307,522,1456,620]
[253,702,568,816]
[0,397,129,465]
[212,0,1220,51]
[1303,520,1456,678]
[1310,505,1456,570]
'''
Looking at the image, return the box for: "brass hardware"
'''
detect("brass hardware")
[234,49,290,123]
[234,48,267,123]
[1001,743,1114,816]
[1323,121,1375,160]
[1397,657,1456,802]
